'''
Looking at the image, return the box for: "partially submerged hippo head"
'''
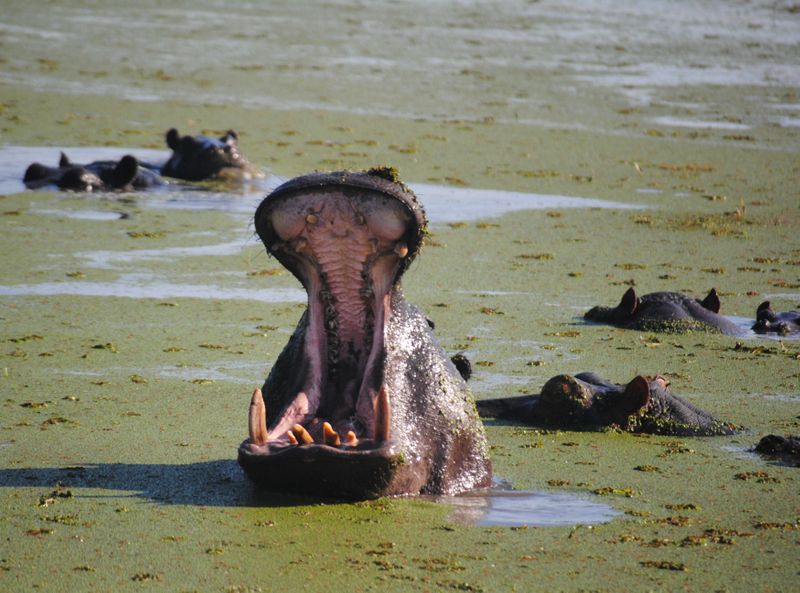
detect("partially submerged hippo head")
[162,128,261,181]
[585,287,742,335]
[752,301,800,335]
[238,169,491,499]
[23,152,157,192]
[477,372,737,436]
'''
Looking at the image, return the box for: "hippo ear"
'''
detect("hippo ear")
[618,376,651,416]
[619,287,638,317]
[701,288,721,313]
[59,152,71,167]
[111,155,138,188]
[222,130,238,144]
[166,128,181,150]
[755,301,773,319]
[23,163,50,185]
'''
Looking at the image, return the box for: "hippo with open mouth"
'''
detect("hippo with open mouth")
[23,152,160,192]
[477,373,737,436]
[585,287,743,335]
[238,169,492,499]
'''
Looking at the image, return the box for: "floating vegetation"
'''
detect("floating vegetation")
[592,486,639,497]
[734,471,780,483]
[640,560,687,571]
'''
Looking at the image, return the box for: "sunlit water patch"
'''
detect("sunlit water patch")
[443,485,620,527]
[32,208,127,221]
[650,116,751,130]
[0,277,305,302]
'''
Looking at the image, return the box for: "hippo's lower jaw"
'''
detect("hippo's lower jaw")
[238,437,405,500]
[238,170,491,499]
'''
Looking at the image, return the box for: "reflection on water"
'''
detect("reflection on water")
[444,485,619,527]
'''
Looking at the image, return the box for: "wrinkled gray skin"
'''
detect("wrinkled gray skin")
[23,152,161,192]
[477,372,737,436]
[585,287,743,335]
[238,170,491,500]
[161,128,262,182]
[752,301,800,335]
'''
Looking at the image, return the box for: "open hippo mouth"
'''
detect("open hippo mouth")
[238,169,441,499]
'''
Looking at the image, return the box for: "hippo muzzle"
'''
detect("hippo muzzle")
[238,169,491,499]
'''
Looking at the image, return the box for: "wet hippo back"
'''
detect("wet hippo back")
[585,287,743,335]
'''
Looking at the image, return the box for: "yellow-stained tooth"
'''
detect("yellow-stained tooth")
[287,430,298,445]
[248,388,268,446]
[374,385,391,443]
[306,213,318,225]
[394,243,409,258]
[344,431,359,446]
[322,422,341,446]
[291,423,314,445]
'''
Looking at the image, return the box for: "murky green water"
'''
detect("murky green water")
[1,2,799,592]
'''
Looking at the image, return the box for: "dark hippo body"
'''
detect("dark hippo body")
[585,287,743,335]
[161,128,262,182]
[23,152,161,192]
[238,170,491,499]
[754,434,800,466]
[752,301,800,335]
[477,372,737,436]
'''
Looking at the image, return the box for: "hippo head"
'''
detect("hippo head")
[584,287,642,325]
[238,169,492,499]
[23,152,139,192]
[541,372,736,436]
[162,128,257,181]
[584,287,736,334]
[752,301,799,335]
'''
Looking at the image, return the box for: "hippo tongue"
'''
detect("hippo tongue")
[251,171,425,448]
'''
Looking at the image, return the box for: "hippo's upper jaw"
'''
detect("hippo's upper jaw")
[238,170,491,499]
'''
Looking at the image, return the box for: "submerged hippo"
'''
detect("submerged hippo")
[238,169,491,499]
[161,128,262,181]
[477,372,737,436]
[754,434,800,466]
[585,287,742,335]
[23,152,160,192]
[752,301,800,335]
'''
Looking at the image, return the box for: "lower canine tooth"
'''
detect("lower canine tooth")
[344,431,358,446]
[292,424,314,445]
[394,242,409,258]
[286,431,298,445]
[248,388,268,446]
[374,385,391,443]
[322,422,341,446]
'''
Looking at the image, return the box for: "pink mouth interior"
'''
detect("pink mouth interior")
[249,187,415,450]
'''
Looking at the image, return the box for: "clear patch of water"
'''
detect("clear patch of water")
[650,116,751,130]
[73,241,252,269]
[0,279,305,302]
[444,485,620,527]
[32,208,126,221]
